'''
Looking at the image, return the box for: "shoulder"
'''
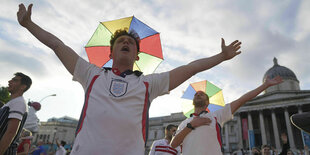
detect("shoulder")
[153,139,166,145]
[7,96,26,110]
[7,96,24,104]
[144,71,169,80]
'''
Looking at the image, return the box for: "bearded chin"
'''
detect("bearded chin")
[194,101,206,107]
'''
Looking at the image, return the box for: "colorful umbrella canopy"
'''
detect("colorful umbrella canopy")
[181,80,225,117]
[85,16,163,75]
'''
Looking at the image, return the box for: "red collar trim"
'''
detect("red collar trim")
[112,68,121,75]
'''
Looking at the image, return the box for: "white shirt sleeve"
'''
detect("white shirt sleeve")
[149,140,157,155]
[145,71,170,101]
[176,118,190,135]
[73,57,102,90]
[7,97,26,120]
[213,103,233,126]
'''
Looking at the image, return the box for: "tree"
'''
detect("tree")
[0,86,10,105]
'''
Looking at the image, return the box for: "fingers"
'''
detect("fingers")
[28,4,33,15]
[221,38,225,47]
[229,40,239,47]
[199,117,212,124]
[18,3,26,12]
[235,45,241,51]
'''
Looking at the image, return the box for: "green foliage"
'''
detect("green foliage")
[0,86,10,104]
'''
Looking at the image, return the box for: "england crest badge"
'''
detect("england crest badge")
[109,79,128,97]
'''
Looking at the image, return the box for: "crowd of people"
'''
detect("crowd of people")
[0,2,309,155]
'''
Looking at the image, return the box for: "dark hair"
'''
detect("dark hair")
[261,144,270,150]
[14,72,32,92]
[61,140,66,146]
[165,124,177,131]
[110,29,140,53]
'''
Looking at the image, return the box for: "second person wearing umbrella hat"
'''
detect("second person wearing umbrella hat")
[170,76,283,155]
[17,3,242,155]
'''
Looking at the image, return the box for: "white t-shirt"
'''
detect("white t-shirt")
[2,96,27,120]
[176,104,233,155]
[71,58,169,155]
[55,146,66,155]
[149,139,181,155]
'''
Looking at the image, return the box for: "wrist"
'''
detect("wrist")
[262,82,270,88]
[219,52,226,61]
[186,123,195,130]
[22,19,33,28]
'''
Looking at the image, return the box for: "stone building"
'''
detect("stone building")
[34,116,78,145]
[234,58,310,153]
[146,58,310,154]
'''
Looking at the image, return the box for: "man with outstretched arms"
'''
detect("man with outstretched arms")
[170,76,283,155]
[17,3,242,154]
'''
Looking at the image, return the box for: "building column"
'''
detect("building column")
[298,106,303,114]
[271,109,281,149]
[225,123,230,153]
[248,112,253,130]
[259,110,267,145]
[284,107,296,149]
[236,113,244,149]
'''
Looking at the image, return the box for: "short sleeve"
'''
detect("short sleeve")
[146,71,170,101]
[213,103,233,126]
[148,140,157,155]
[7,97,26,120]
[73,57,102,90]
[176,119,190,135]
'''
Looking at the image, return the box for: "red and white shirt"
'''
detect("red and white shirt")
[176,104,232,155]
[149,139,181,155]
[71,58,169,155]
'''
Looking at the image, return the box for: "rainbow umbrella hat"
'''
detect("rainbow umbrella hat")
[85,16,163,75]
[181,80,225,118]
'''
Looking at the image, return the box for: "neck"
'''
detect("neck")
[194,105,207,114]
[10,92,23,100]
[112,63,134,73]
[165,136,171,143]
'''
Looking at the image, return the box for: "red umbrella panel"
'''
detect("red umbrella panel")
[85,16,163,75]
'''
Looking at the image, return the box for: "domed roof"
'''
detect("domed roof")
[263,57,299,82]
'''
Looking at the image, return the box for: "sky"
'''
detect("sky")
[1,0,310,122]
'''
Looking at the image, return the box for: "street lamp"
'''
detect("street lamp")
[39,94,56,103]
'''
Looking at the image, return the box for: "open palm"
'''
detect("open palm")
[265,76,283,86]
[221,38,242,60]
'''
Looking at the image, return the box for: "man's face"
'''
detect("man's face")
[111,35,138,66]
[166,127,177,139]
[193,91,209,107]
[8,76,24,94]
[252,148,260,155]
[262,147,270,155]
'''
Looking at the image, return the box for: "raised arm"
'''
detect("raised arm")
[17,3,79,75]
[170,117,211,148]
[169,39,241,91]
[230,76,283,114]
[55,138,60,147]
